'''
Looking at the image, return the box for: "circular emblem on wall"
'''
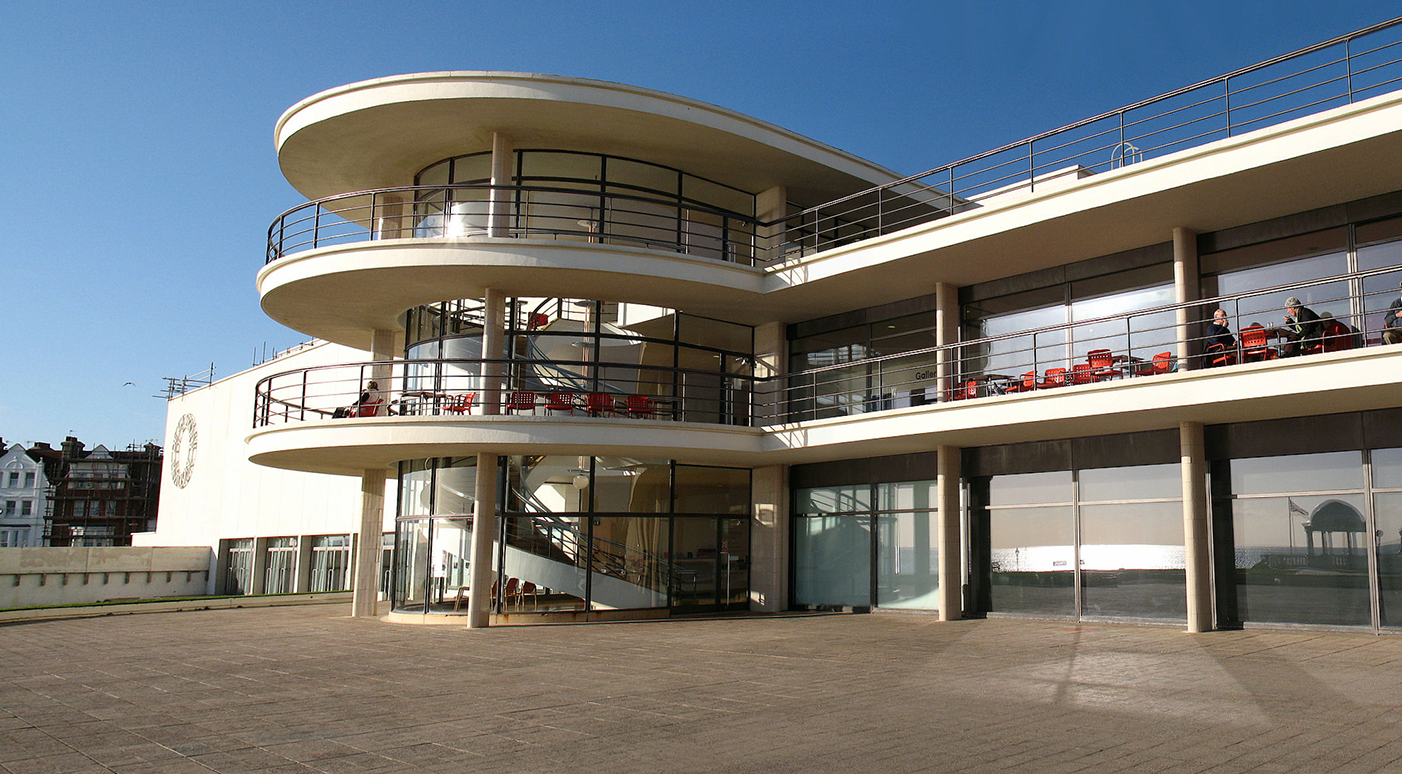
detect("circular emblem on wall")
[170,413,198,489]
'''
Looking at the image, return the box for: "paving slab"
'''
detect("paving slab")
[6,608,1402,772]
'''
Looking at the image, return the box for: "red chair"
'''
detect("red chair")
[527,312,549,330]
[1087,349,1121,380]
[1241,325,1277,363]
[1203,342,1236,368]
[624,394,655,418]
[443,392,476,414]
[1038,368,1068,388]
[1321,318,1355,352]
[585,392,615,417]
[1071,363,1096,385]
[1150,352,1175,375]
[505,391,536,414]
[946,380,978,401]
[353,399,384,418]
[544,392,575,415]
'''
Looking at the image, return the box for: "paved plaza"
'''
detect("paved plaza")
[3,607,1402,773]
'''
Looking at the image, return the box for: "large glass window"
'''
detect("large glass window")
[1214,451,1370,627]
[400,456,750,615]
[875,480,939,610]
[793,482,942,611]
[793,496,871,608]
[1077,464,1185,620]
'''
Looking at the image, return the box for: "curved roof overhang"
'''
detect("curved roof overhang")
[276,72,906,204]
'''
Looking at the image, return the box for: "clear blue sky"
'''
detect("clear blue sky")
[1,0,1398,449]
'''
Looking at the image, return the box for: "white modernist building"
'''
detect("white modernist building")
[152,20,1402,632]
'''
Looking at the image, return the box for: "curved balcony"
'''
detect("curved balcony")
[266,184,766,266]
[253,357,755,429]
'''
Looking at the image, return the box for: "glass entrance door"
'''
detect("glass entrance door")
[671,516,749,611]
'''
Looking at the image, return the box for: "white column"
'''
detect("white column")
[488,133,514,238]
[351,471,387,617]
[482,290,506,415]
[351,329,396,618]
[749,465,789,612]
[467,452,499,628]
[756,185,789,263]
[937,444,962,620]
[935,282,959,401]
[1180,421,1212,633]
[1174,228,1199,372]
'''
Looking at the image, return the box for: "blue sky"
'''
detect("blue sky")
[1,0,1398,449]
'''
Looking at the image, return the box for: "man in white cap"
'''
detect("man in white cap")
[1281,296,1323,356]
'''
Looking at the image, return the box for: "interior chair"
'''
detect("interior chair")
[443,392,476,414]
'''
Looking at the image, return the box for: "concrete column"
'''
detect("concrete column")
[753,322,785,424]
[348,329,397,618]
[482,290,506,415]
[374,193,407,241]
[467,452,500,628]
[1174,228,1200,372]
[293,535,313,593]
[756,185,790,263]
[249,537,269,595]
[935,282,960,402]
[937,445,962,620]
[749,465,789,612]
[488,133,514,238]
[1180,421,1212,633]
[351,471,387,617]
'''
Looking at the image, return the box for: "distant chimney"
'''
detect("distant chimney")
[61,436,85,458]
[31,442,51,451]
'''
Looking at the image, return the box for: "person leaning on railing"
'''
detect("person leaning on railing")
[1383,281,1402,345]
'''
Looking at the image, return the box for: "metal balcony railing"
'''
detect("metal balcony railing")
[768,263,1402,424]
[266,184,764,266]
[252,356,755,429]
[770,17,1402,261]
[263,22,1402,272]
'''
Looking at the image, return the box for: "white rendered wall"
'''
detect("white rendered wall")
[142,342,398,573]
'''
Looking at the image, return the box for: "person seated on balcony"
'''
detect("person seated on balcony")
[1279,297,1323,356]
[1203,308,1235,367]
[1383,281,1402,345]
[334,380,386,418]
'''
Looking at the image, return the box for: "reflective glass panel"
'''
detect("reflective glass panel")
[794,515,870,607]
[674,465,750,515]
[1079,463,1181,502]
[1227,493,1370,627]
[427,518,474,613]
[988,505,1075,616]
[1079,502,1185,619]
[876,479,939,610]
[504,514,587,612]
[394,519,431,612]
[1228,452,1363,495]
[672,516,719,608]
[1372,492,1402,628]
[591,458,668,514]
[590,516,669,610]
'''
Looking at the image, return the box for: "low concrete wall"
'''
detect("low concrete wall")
[0,547,213,609]
[0,591,351,625]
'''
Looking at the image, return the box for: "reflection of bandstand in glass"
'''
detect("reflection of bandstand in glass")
[1303,499,1367,569]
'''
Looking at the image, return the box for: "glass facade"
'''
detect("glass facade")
[394,455,751,616]
[414,149,758,262]
[793,481,940,611]
[398,298,754,424]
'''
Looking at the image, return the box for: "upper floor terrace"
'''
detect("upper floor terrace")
[260,19,1402,352]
